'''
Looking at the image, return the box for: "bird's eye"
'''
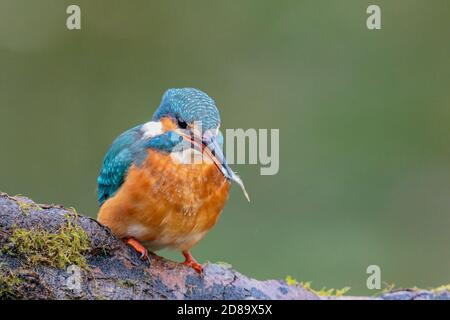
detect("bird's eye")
[177,118,188,129]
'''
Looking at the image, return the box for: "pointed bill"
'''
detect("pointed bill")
[177,129,250,202]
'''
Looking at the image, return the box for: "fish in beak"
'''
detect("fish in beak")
[177,129,250,202]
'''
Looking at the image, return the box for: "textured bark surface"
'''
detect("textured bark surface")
[0,192,448,300]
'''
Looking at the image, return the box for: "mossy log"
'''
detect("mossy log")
[0,192,449,300]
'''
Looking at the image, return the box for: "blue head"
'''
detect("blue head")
[153,88,221,132]
[152,88,249,201]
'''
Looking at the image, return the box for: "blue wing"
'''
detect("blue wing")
[97,125,144,205]
[97,125,182,205]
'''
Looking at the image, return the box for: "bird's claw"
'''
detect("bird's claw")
[125,237,150,264]
[183,260,203,274]
[182,250,203,274]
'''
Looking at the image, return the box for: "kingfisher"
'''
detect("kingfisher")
[96,88,249,273]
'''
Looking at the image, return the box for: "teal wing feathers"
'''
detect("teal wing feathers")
[97,125,182,205]
[97,125,143,205]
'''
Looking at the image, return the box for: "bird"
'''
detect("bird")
[96,88,249,273]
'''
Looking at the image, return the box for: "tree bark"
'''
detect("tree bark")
[0,192,448,300]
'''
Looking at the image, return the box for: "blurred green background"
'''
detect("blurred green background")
[1,0,449,295]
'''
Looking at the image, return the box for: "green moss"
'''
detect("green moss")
[0,265,22,299]
[373,282,450,297]
[431,284,450,293]
[285,275,351,297]
[6,219,90,269]
[12,196,42,216]
[383,283,450,295]
[409,283,450,293]
[379,282,396,295]
[67,207,80,218]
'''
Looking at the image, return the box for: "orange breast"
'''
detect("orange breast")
[97,150,230,251]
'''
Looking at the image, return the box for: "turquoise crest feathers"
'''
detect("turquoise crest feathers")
[153,88,221,131]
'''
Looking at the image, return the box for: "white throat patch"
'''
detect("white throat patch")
[141,121,164,139]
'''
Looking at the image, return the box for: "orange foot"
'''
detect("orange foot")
[182,250,203,274]
[125,237,150,263]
